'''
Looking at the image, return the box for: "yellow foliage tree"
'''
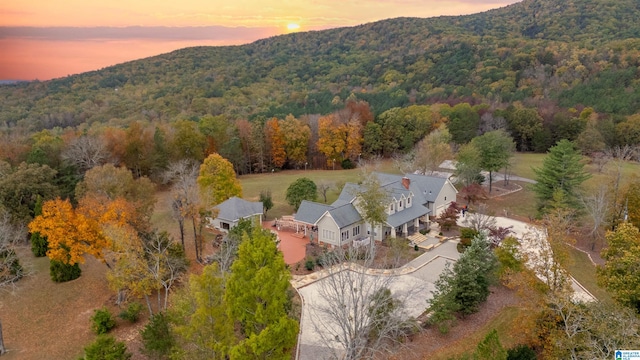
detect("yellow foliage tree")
[28,198,109,265]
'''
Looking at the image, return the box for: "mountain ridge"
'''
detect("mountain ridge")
[1,0,639,131]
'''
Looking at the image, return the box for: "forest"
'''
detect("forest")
[2,0,640,358]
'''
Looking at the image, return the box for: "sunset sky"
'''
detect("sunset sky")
[0,0,520,80]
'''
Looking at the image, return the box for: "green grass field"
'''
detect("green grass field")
[239,160,401,219]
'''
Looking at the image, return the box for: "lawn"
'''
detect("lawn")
[239,160,401,220]
[565,247,614,304]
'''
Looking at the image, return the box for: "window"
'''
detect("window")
[322,229,335,241]
[222,222,230,230]
[353,226,360,236]
[408,197,411,205]
[390,203,394,211]
[341,230,350,241]
[444,196,447,201]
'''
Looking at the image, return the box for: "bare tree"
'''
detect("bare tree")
[0,211,25,290]
[163,160,200,255]
[317,180,335,203]
[144,231,187,311]
[461,203,496,232]
[61,135,109,172]
[0,318,5,356]
[580,185,609,250]
[307,246,419,359]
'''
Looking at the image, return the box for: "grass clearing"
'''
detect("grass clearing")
[565,247,614,304]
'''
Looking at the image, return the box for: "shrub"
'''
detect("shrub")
[118,302,143,323]
[50,260,81,282]
[460,227,479,242]
[91,307,116,334]
[83,335,131,360]
[305,258,315,271]
[341,158,355,169]
[30,232,48,257]
[507,345,537,360]
[141,312,174,359]
[414,244,419,251]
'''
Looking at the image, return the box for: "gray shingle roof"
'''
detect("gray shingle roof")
[295,200,332,225]
[328,203,362,228]
[386,204,430,227]
[214,197,263,222]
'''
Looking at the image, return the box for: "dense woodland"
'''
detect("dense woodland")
[2,0,640,358]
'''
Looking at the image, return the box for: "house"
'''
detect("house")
[295,172,457,247]
[209,196,263,232]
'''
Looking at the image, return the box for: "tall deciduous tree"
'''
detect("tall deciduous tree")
[75,163,156,227]
[280,115,311,168]
[317,114,347,167]
[225,227,298,359]
[470,130,515,193]
[170,119,206,163]
[413,125,452,175]
[354,171,389,246]
[62,134,109,172]
[264,118,286,169]
[0,161,58,222]
[533,140,590,215]
[455,143,483,188]
[197,153,242,206]
[597,222,640,312]
[285,177,317,211]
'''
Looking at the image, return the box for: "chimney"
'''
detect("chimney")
[401,177,410,190]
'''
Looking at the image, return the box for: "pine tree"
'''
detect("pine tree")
[533,139,590,215]
[225,226,298,359]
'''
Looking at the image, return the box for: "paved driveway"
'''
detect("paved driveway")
[295,241,460,360]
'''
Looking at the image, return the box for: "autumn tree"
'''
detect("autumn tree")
[317,114,347,167]
[503,107,544,151]
[225,227,298,359]
[353,171,389,248]
[170,119,207,163]
[198,153,242,206]
[75,163,156,227]
[533,140,590,215]
[122,121,154,178]
[285,177,317,211]
[163,160,200,250]
[28,198,109,266]
[264,118,286,169]
[413,125,452,175]
[280,114,311,168]
[597,222,640,312]
[435,202,460,231]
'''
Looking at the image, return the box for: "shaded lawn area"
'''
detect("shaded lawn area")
[0,248,115,360]
[474,181,537,221]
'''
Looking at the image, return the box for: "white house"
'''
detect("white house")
[295,172,457,247]
[209,196,263,232]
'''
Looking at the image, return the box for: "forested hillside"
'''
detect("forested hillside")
[1,0,640,132]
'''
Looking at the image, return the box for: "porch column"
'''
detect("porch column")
[402,223,408,236]
[414,218,419,229]
[390,226,396,238]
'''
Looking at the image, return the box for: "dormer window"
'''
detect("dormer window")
[390,203,394,211]
[408,197,411,205]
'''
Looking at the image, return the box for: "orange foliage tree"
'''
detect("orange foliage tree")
[265,118,286,169]
[317,114,347,168]
[28,198,109,265]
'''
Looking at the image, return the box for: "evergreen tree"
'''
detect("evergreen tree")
[474,329,507,360]
[427,232,498,332]
[533,140,590,215]
[225,226,298,359]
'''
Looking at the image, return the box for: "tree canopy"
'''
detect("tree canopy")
[285,177,317,211]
